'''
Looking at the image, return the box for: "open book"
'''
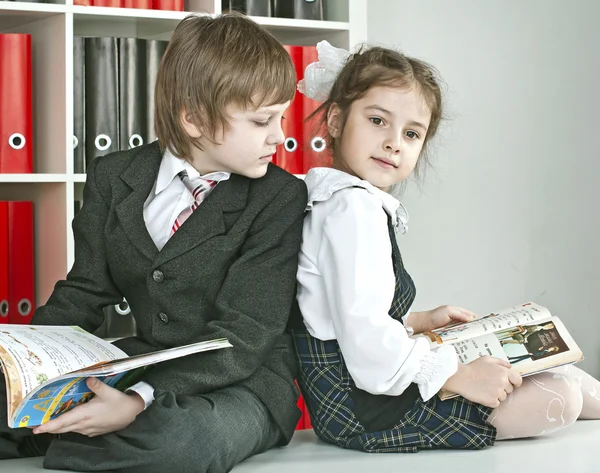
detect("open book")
[412,302,584,400]
[0,325,231,428]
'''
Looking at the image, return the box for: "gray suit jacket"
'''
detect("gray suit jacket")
[32,141,308,443]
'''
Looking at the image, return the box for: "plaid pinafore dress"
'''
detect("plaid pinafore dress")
[291,214,497,453]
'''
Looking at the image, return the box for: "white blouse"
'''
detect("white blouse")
[296,168,458,401]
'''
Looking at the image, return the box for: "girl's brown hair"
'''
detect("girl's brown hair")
[155,12,296,162]
[313,45,444,178]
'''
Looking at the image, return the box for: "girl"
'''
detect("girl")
[290,40,600,452]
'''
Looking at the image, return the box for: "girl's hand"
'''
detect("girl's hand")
[32,378,145,437]
[443,356,523,408]
[407,305,477,334]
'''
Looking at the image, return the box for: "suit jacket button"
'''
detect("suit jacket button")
[152,270,164,283]
[158,312,169,324]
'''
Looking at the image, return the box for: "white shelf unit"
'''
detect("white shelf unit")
[0,0,367,310]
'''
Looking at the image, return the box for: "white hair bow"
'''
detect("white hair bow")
[297,40,352,102]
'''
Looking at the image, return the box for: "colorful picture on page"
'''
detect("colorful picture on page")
[495,322,569,365]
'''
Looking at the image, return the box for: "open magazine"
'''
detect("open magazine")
[412,302,584,400]
[0,325,232,428]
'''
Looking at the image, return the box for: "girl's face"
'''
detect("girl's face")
[328,85,432,190]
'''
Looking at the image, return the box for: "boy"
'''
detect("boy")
[0,12,307,473]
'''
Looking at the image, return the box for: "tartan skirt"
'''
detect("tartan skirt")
[292,330,497,453]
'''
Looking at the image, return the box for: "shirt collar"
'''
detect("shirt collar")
[155,147,231,195]
[303,167,409,234]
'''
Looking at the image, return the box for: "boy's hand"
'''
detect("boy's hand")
[443,356,523,408]
[407,305,477,334]
[32,378,145,437]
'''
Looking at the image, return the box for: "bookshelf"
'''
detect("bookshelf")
[0,0,367,309]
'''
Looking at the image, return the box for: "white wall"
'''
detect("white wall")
[367,0,600,376]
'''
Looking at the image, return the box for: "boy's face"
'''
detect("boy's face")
[189,101,290,178]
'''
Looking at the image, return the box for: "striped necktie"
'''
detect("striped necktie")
[170,171,216,236]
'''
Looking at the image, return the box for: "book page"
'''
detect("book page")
[66,338,233,378]
[439,315,583,401]
[452,333,508,364]
[0,325,127,418]
[418,302,552,346]
[450,316,582,375]
[0,344,26,423]
[499,316,583,375]
[9,338,233,428]
[10,371,130,428]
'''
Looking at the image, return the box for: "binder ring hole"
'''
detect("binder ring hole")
[115,299,131,315]
[9,133,26,150]
[73,135,79,149]
[0,300,8,318]
[95,134,112,151]
[310,137,326,153]
[129,134,144,149]
[18,299,32,317]
[284,137,298,152]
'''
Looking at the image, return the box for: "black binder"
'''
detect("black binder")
[274,0,323,20]
[223,0,273,16]
[73,36,85,173]
[85,37,119,167]
[146,40,169,144]
[119,38,147,150]
[74,199,83,216]
[95,299,138,339]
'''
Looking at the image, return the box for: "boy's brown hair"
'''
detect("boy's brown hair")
[155,12,296,163]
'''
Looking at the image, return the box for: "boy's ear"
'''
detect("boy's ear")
[327,104,341,139]
[180,108,203,139]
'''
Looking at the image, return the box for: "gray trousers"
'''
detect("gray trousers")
[0,379,281,473]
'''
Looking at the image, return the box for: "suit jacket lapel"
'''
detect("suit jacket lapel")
[115,143,162,262]
[153,171,250,267]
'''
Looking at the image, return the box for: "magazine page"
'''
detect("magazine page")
[418,302,552,346]
[450,316,582,374]
[10,338,232,428]
[67,338,233,377]
[438,316,583,401]
[0,343,27,424]
[0,325,127,418]
[10,366,152,428]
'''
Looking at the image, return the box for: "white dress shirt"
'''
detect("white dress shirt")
[126,148,231,408]
[143,148,231,251]
[296,168,458,401]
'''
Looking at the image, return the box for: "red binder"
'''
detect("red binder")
[153,0,184,10]
[302,46,330,173]
[7,202,35,325]
[0,34,33,174]
[295,394,305,430]
[93,0,123,6]
[303,402,312,429]
[73,0,93,5]
[123,0,152,8]
[275,45,304,175]
[0,202,9,324]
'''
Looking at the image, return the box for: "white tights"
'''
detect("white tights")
[488,365,600,440]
